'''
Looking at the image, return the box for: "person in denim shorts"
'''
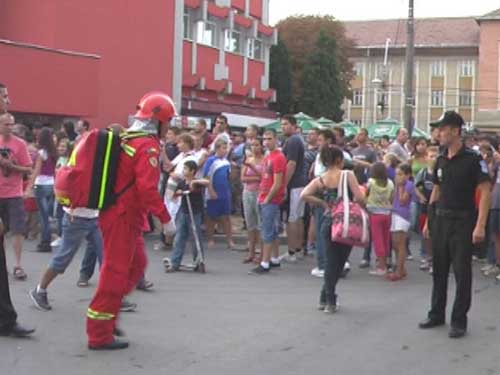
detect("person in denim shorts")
[29,207,102,311]
[250,129,287,275]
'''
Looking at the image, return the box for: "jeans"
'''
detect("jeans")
[319,216,352,306]
[313,206,326,270]
[48,213,103,277]
[55,203,64,236]
[171,211,204,268]
[34,184,54,243]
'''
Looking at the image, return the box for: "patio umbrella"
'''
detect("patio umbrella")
[316,117,335,126]
[336,121,360,138]
[411,126,430,139]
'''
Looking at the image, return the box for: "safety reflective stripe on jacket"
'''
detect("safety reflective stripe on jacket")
[87,307,115,320]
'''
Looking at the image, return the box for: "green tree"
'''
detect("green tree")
[300,31,344,121]
[277,15,353,110]
[269,39,293,115]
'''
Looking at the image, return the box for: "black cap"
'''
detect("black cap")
[430,110,464,128]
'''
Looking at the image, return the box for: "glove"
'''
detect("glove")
[163,220,176,236]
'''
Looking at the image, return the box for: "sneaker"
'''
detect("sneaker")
[279,253,297,263]
[481,264,495,273]
[249,265,270,275]
[36,241,51,253]
[483,265,500,277]
[406,255,414,261]
[359,259,370,269]
[340,262,351,278]
[324,304,339,314]
[317,302,326,311]
[419,261,430,271]
[429,266,433,275]
[29,288,51,311]
[120,299,137,312]
[311,268,325,278]
[269,261,281,268]
[50,237,62,247]
[495,273,500,282]
[369,268,387,276]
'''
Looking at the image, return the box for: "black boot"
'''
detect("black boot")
[36,241,51,253]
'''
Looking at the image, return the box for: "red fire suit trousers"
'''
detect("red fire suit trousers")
[86,218,146,346]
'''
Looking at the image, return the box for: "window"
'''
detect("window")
[196,21,216,46]
[459,60,473,77]
[353,62,364,77]
[459,90,472,106]
[430,61,444,77]
[224,30,241,53]
[352,90,363,106]
[247,38,262,60]
[352,120,362,126]
[431,90,444,107]
[183,11,191,39]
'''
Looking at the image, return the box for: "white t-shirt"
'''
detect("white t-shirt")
[35,149,55,185]
[62,207,99,218]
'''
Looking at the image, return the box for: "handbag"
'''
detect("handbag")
[331,170,370,247]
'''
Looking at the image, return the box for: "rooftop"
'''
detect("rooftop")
[343,17,480,49]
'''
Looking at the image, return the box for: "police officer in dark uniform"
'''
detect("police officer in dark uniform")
[419,111,491,338]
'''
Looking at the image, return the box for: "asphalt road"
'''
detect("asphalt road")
[2,234,500,375]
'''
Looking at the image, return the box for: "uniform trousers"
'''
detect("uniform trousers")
[0,235,17,329]
[86,219,146,346]
[428,213,474,329]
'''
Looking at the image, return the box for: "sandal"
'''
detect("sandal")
[13,266,27,281]
[242,256,254,264]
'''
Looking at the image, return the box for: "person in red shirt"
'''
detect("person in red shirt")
[86,92,176,351]
[250,129,287,275]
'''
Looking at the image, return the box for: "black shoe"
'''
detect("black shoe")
[419,318,445,329]
[36,241,51,253]
[269,261,281,268]
[29,288,52,311]
[448,327,466,339]
[113,327,125,337]
[249,265,270,275]
[0,323,35,337]
[88,338,129,351]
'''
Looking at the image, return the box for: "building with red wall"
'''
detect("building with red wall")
[0,0,275,128]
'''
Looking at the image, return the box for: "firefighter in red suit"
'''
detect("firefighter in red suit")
[86,92,177,350]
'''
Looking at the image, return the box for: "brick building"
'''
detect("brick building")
[343,8,500,133]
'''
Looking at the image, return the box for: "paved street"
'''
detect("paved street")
[2,234,500,375]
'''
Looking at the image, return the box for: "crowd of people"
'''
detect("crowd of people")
[0,79,498,346]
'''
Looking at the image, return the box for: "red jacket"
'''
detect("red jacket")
[100,135,170,228]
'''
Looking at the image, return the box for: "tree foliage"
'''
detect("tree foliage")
[276,15,354,113]
[269,39,293,115]
[300,31,344,121]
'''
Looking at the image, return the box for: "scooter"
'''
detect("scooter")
[163,191,206,273]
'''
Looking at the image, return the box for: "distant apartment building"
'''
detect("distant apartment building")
[343,8,500,133]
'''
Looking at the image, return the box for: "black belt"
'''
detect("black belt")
[435,208,473,219]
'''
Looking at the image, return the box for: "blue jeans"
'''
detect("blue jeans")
[259,203,281,244]
[34,184,54,243]
[314,206,326,270]
[49,213,103,276]
[171,211,204,268]
[55,203,64,236]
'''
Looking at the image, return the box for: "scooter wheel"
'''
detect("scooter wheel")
[198,263,206,274]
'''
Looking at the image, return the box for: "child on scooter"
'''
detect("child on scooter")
[165,160,205,272]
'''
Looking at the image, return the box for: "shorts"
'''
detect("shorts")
[390,213,410,233]
[0,197,26,235]
[285,187,305,223]
[242,190,261,231]
[259,203,281,244]
[206,197,231,218]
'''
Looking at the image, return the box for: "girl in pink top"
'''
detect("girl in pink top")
[241,138,264,263]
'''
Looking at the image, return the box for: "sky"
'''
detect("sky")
[269,0,500,24]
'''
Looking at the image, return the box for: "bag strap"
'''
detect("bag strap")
[341,170,350,239]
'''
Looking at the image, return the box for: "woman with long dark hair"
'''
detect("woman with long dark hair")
[301,146,366,313]
[26,127,57,252]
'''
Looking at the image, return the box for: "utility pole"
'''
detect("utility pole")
[404,0,415,133]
